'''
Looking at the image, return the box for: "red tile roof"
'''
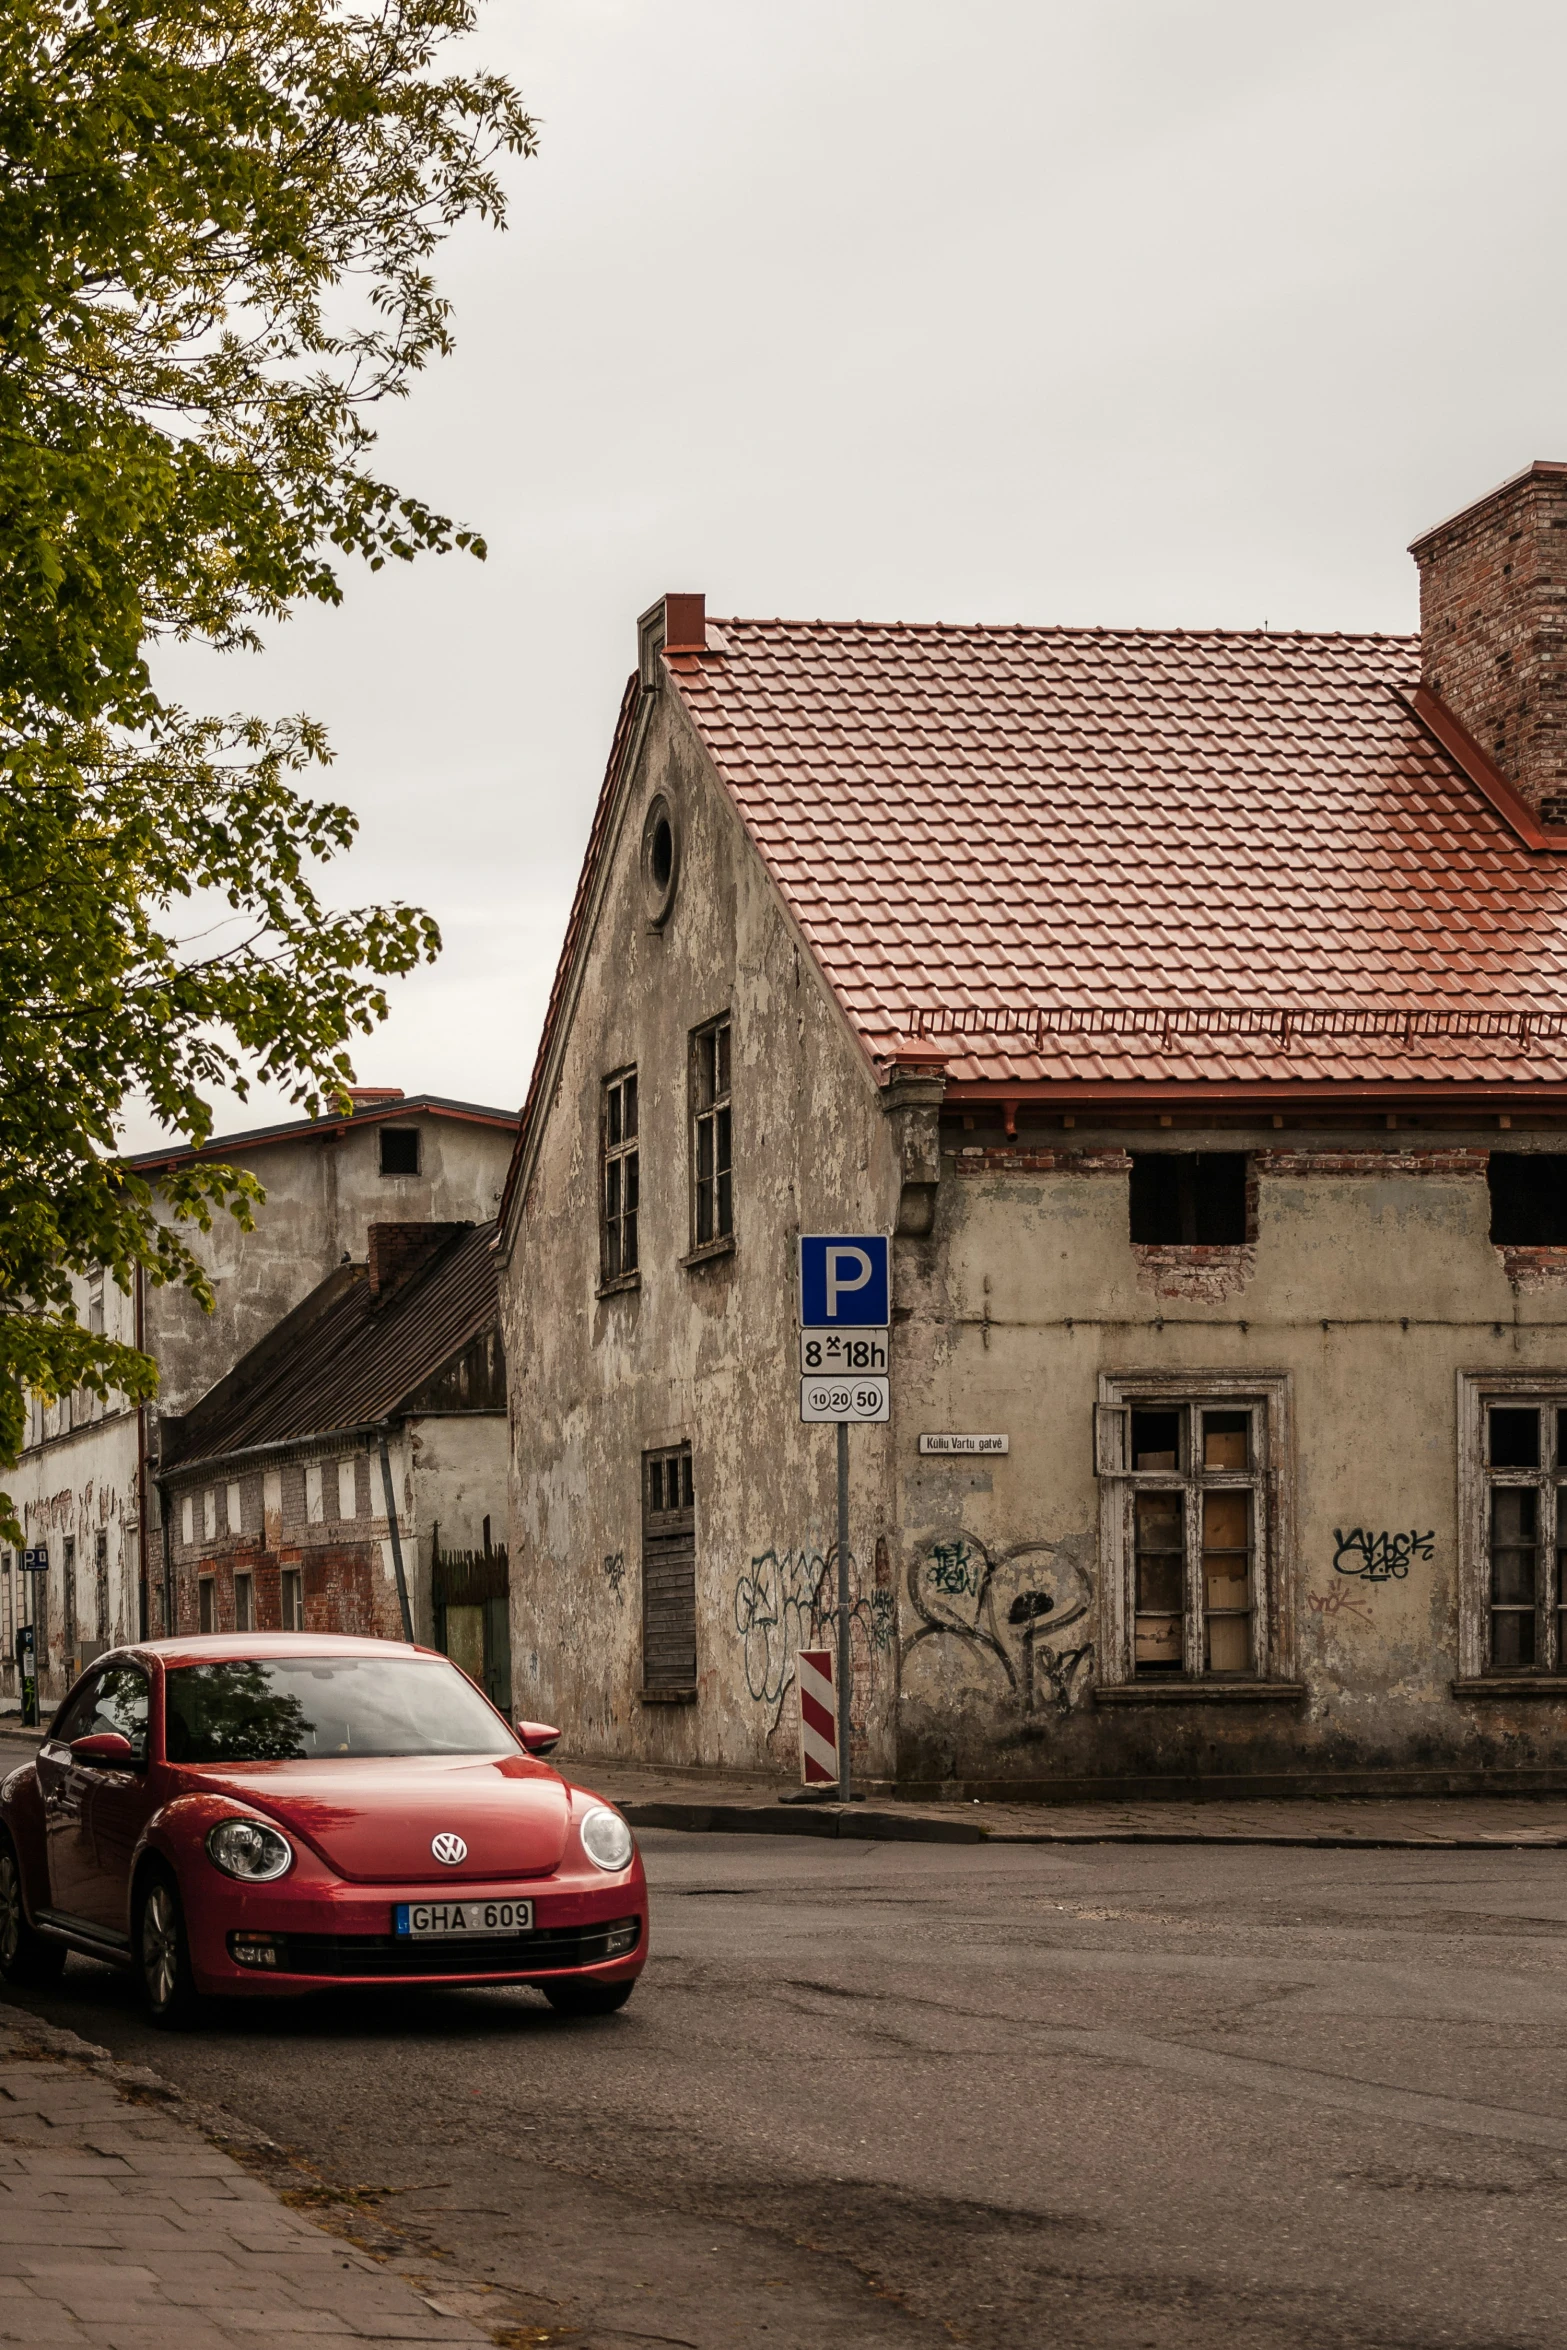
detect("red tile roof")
[666,621,1567,1090]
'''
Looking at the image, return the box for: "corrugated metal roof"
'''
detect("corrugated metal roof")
[164,1223,499,1471]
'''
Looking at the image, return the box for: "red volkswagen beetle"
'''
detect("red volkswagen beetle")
[0,1634,647,2028]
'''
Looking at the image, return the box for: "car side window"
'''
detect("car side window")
[49,1674,106,1747]
[92,1668,150,1766]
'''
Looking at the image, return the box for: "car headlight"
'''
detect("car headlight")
[579,1806,634,1873]
[206,1818,293,1882]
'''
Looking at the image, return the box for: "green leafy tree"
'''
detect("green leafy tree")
[0,0,534,1518]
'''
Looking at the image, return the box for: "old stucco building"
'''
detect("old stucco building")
[501,462,1567,1796]
[8,1090,517,1704]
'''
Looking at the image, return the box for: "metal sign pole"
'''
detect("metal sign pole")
[836,1419,851,1806]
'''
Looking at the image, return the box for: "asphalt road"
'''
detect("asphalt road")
[4,1779,1566,2348]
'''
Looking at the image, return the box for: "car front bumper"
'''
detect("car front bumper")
[184,1872,648,1996]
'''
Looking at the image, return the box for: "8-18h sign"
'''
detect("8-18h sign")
[798,1234,890,1424]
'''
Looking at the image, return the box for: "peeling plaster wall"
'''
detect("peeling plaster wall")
[147,1115,512,1417]
[503,688,903,1774]
[895,1140,1567,1789]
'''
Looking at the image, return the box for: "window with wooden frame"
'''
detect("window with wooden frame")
[1093,1373,1295,1692]
[641,1443,696,1699]
[601,1068,639,1285]
[689,1016,732,1253]
[1456,1377,1567,1683]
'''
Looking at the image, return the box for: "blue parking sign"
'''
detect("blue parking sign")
[799,1233,890,1327]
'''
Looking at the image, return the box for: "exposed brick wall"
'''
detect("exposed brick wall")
[953,1147,1133,1175]
[1411,462,1567,823]
[1497,1245,1567,1290]
[182,1542,401,1638]
[368,1220,466,1300]
[1257,1150,1490,1178]
[1132,1243,1255,1302]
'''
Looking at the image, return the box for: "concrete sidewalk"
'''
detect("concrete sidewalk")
[0,2008,497,2348]
[592,1758,1567,1847]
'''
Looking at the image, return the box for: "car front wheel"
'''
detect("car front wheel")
[0,1838,64,1988]
[543,1977,634,2018]
[135,1869,200,2030]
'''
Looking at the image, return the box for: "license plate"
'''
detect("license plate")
[394,1899,534,1938]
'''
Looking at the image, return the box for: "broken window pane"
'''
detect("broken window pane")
[1203,1411,1249,1471]
[1489,1407,1540,1469]
[1131,1409,1181,1471]
[1134,1491,1184,1672]
[1202,1488,1251,1673]
[1490,1486,1538,1667]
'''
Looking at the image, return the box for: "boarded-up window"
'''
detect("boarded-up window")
[304,1463,325,1524]
[338,1458,358,1520]
[642,1444,696,1695]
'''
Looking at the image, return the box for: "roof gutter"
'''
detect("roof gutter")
[157,1419,391,1486]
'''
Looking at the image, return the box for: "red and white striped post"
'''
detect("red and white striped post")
[797,1646,839,1787]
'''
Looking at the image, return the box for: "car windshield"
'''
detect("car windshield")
[163,1657,518,1764]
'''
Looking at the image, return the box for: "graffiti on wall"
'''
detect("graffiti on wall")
[733,1545,893,1730]
[905,1535,1093,1715]
[602,1552,626,1605]
[1332,1528,1435,1583]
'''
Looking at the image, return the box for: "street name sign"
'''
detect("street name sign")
[918,1433,1009,1456]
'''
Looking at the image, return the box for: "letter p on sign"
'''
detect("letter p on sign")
[799,1233,890,1327]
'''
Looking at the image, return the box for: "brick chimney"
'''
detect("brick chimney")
[366,1222,466,1302]
[1410,461,1567,826]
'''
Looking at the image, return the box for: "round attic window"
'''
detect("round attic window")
[640,794,679,927]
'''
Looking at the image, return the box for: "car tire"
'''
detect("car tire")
[542,1977,634,2018]
[0,1837,65,1988]
[135,1867,201,2030]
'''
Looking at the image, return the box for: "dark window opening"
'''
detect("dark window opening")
[1488,1154,1567,1245]
[651,816,673,891]
[691,1017,732,1248]
[1489,1407,1540,1469]
[379,1127,420,1177]
[1131,1409,1182,1471]
[1129,1153,1249,1245]
[602,1069,639,1281]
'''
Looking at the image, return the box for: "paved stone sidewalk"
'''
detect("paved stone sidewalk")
[0,2010,494,2349]
[594,1758,1567,1847]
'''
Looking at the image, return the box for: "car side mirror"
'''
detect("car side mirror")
[71,1731,135,1767]
[516,1721,561,1756]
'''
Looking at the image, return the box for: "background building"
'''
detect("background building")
[7,1090,517,1703]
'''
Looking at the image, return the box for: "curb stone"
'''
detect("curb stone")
[616,1798,1567,1850]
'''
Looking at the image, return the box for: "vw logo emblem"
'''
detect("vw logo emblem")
[431,1832,467,1865]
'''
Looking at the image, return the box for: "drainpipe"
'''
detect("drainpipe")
[134,1264,149,1642]
[155,1475,174,1639]
[376,1428,415,1642]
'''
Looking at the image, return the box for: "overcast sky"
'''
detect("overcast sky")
[141,0,1567,1146]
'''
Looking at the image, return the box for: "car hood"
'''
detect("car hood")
[182,1754,574,1883]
